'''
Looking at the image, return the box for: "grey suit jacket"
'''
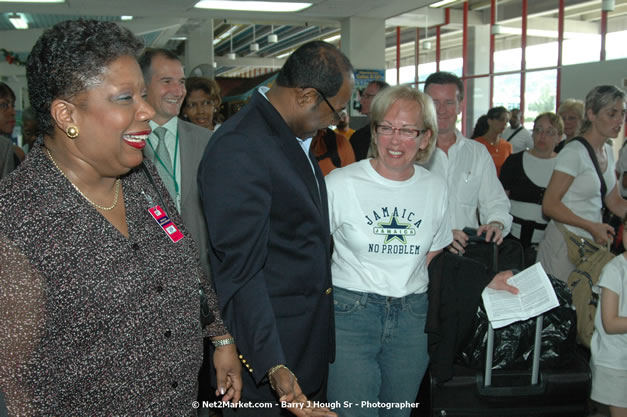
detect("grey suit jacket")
[145,119,212,280]
[178,119,212,280]
[0,136,15,180]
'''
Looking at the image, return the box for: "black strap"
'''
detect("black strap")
[512,215,547,248]
[315,128,342,168]
[571,137,608,200]
[506,126,524,142]
[139,162,169,212]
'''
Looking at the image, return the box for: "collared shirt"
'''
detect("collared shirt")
[149,117,182,211]
[422,129,512,234]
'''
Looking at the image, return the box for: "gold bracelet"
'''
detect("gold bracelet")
[268,364,297,391]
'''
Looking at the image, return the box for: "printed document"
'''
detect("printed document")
[481,262,559,329]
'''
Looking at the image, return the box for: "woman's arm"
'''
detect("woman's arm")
[542,170,614,244]
[426,249,443,266]
[605,185,627,219]
[600,287,627,334]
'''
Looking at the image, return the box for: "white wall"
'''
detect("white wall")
[560,57,627,156]
[560,57,627,102]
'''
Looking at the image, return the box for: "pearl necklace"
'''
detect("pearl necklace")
[45,147,121,211]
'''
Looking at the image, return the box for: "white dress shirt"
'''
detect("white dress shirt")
[422,129,512,235]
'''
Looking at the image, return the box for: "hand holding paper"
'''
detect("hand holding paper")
[481,263,559,329]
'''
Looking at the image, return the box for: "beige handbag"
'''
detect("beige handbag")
[557,222,614,348]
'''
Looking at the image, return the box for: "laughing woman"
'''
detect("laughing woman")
[0,20,241,416]
[325,86,517,417]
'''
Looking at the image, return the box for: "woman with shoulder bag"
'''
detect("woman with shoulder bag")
[537,85,627,347]
[538,85,627,282]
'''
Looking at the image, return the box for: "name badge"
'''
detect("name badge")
[148,205,184,243]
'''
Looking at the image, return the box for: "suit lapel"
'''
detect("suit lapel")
[253,93,323,214]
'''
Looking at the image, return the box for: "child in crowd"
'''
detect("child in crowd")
[591,214,627,417]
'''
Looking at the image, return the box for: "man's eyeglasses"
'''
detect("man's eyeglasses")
[307,87,344,124]
[532,127,558,137]
[375,124,426,140]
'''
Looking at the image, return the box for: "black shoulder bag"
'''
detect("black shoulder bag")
[138,162,215,328]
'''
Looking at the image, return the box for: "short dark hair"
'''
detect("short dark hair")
[276,41,354,101]
[27,19,143,136]
[367,80,390,92]
[424,71,464,102]
[179,77,222,118]
[471,106,508,139]
[0,82,15,102]
[138,48,182,86]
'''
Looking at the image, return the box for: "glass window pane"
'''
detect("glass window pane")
[562,35,601,65]
[526,41,558,70]
[606,30,627,60]
[524,69,557,128]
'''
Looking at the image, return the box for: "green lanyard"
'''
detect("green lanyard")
[148,129,179,194]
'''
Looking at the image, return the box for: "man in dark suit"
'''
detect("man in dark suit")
[199,41,354,416]
[139,48,213,278]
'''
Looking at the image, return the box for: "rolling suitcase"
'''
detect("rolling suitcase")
[429,316,591,416]
[428,236,591,416]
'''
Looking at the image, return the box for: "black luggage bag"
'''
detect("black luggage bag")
[427,235,591,417]
[429,317,591,416]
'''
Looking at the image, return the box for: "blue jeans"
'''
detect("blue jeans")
[327,287,429,417]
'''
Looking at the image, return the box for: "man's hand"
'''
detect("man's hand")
[487,270,519,295]
[446,229,469,254]
[212,339,242,404]
[477,222,504,245]
[270,367,337,417]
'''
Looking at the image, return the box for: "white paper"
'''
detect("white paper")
[481,262,559,329]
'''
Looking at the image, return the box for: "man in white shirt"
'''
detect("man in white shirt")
[423,71,512,255]
[503,108,533,153]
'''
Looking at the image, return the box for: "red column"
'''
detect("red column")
[396,26,401,85]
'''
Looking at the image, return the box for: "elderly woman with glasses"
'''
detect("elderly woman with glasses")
[499,112,563,266]
[324,85,517,417]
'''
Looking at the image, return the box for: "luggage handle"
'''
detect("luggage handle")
[485,315,543,385]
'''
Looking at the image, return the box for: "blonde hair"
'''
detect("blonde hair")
[368,85,438,164]
[557,98,584,121]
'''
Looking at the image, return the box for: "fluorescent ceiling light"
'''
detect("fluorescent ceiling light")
[323,34,340,43]
[213,26,237,45]
[120,15,133,21]
[276,51,291,59]
[8,13,28,29]
[195,0,311,12]
[429,0,459,7]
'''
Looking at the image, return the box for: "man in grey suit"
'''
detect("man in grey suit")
[139,48,213,277]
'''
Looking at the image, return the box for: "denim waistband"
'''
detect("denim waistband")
[333,286,427,307]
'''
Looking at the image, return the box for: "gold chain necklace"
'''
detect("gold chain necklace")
[45,147,121,211]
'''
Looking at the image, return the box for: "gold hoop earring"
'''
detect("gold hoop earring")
[66,125,79,139]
